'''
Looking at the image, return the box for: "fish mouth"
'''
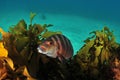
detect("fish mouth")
[37,47,47,54]
[37,47,43,53]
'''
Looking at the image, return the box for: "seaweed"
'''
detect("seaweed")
[75,26,120,80]
[30,12,37,25]
[0,12,63,79]
[0,13,120,80]
[0,43,25,80]
[0,41,8,57]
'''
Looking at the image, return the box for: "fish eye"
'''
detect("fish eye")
[49,41,53,45]
[45,41,53,45]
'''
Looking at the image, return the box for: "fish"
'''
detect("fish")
[37,34,73,62]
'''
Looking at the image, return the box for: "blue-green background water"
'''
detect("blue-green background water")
[0,0,120,54]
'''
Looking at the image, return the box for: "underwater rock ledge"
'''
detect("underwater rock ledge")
[0,17,120,80]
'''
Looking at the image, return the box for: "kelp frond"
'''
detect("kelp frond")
[0,41,8,57]
[30,12,36,25]
[75,26,120,80]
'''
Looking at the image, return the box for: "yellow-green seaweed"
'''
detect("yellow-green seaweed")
[0,14,120,80]
[9,19,27,35]
[41,31,62,39]
[30,12,36,25]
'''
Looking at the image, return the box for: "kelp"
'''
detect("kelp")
[0,41,24,79]
[0,14,61,65]
[0,41,8,57]
[30,12,37,25]
[76,26,118,65]
[0,12,120,80]
[9,19,27,35]
[0,12,63,79]
[41,31,62,39]
[0,57,14,79]
[75,26,120,80]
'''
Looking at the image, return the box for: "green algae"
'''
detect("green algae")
[74,26,120,80]
[0,12,63,79]
[30,12,36,25]
[0,13,120,80]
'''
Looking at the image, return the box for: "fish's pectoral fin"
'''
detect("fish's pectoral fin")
[57,52,66,63]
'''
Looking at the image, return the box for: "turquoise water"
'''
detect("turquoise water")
[0,0,120,54]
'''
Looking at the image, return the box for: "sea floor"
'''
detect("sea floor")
[0,11,120,55]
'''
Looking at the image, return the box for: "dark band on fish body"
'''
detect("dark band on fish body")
[63,35,73,58]
[56,35,65,54]
[64,36,70,57]
[43,34,73,59]
[51,35,60,50]
[52,34,67,56]
[60,35,68,56]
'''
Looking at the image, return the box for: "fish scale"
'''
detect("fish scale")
[37,34,73,62]
[49,34,73,59]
